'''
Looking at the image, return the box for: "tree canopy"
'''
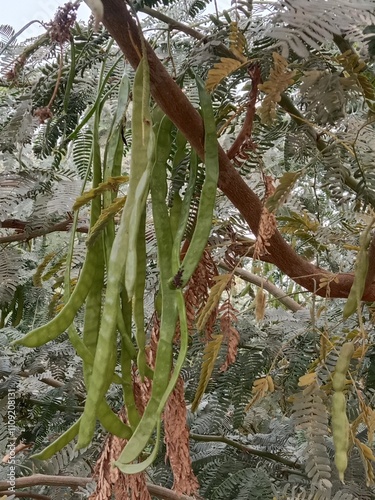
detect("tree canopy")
[1,1,375,499]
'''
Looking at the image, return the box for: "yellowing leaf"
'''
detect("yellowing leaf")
[360,442,375,461]
[343,244,361,251]
[258,52,296,125]
[355,438,375,485]
[265,171,302,213]
[353,345,368,359]
[191,334,223,412]
[87,197,126,247]
[255,287,266,321]
[33,251,57,287]
[298,372,317,387]
[363,405,375,445]
[73,175,129,210]
[229,22,247,62]
[206,58,242,93]
[266,375,275,392]
[318,274,340,296]
[246,375,274,410]
[196,274,232,331]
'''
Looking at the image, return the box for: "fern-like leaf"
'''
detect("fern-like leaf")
[0,248,25,304]
[293,380,332,497]
[188,0,211,17]
[73,129,93,179]
[266,0,375,58]
[231,0,253,18]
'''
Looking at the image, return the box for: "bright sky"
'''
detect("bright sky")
[2,1,231,39]
[2,0,90,38]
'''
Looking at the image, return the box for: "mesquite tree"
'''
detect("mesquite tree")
[1,1,375,499]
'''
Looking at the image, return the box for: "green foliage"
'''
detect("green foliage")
[1,2,375,499]
[188,0,212,18]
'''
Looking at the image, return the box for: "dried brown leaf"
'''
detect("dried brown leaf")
[164,377,200,496]
[255,287,266,321]
[90,411,151,500]
[253,208,277,259]
[184,249,218,336]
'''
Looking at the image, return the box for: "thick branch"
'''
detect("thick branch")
[189,433,303,470]
[219,262,303,312]
[0,218,88,243]
[100,0,375,300]
[18,371,65,388]
[0,475,199,500]
[0,474,90,490]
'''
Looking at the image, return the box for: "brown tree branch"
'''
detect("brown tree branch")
[99,0,375,300]
[139,5,235,61]
[0,475,200,500]
[219,262,303,312]
[0,474,91,491]
[0,218,88,243]
[140,6,204,40]
[17,371,65,388]
[365,234,375,292]
[147,483,204,500]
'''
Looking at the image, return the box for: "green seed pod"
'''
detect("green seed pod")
[331,392,350,482]
[332,342,354,392]
[332,372,347,392]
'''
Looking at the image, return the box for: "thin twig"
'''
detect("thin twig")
[18,371,65,388]
[219,262,303,312]
[0,218,88,244]
[189,433,303,470]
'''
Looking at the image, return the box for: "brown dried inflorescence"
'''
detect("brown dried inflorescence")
[132,364,152,416]
[47,1,79,44]
[164,376,200,496]
[89,409,151,500]
[253,175,277,260]
[33,106,53,124]
[184,249,218,337]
